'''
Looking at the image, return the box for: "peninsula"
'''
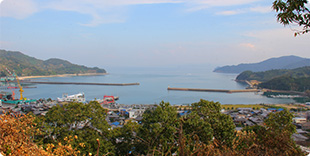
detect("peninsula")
[0,49,106,77]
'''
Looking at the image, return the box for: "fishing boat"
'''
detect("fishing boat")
[96,95,119,105]
[57,93,86,103]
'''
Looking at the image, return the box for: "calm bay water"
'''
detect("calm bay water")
[22,66,294,105]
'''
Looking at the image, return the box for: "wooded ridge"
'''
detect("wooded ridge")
[0,49,106,77]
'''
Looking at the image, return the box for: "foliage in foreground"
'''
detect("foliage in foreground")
[273,0,310,36]
[0,113,80,156]
[0,100,306,156]
[34,101,114,155]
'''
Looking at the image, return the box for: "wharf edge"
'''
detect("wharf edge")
[167,87,259,93]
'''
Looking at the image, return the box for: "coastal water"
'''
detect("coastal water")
[21,66,294,105]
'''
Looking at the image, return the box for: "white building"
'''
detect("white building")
[293,117,307,124]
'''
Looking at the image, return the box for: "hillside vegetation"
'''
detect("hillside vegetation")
[258,76,310,92]
[235,66,310,92]
[214,55,310,73]
[236,66,310,82]
[0,50,106,76]
[1,100,304,155]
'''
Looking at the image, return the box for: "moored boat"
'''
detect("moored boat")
[57,93,86,103]
[96,95,119,105]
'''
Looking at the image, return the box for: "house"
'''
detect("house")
[293,117,307,124]
[128,109,145,119]
[302,122,310,130]
[249,117,264,124]
[245,120,255,126]
[108,112,120,122]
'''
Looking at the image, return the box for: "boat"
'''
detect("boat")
[0,91,14,101]
[57,93,86,103]
[96,95,119,105]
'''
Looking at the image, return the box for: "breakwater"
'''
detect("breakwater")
[27,81,140,86]
[167,87,259,93]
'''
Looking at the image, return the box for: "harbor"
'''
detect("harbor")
[0,68,297,105]
[167,87,260,93]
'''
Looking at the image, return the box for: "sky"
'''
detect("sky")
[0,0,309,70]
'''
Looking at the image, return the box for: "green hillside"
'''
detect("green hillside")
[235,66,310,92]
[0,50,106,76]
[236,66,310,82]
[258,76,310,92]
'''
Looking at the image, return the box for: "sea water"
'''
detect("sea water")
[21,66,294,105]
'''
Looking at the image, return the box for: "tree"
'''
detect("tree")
[35,101,114,155]
[178,112,213,154]
[112,121,140,155]
[240,110,304,155]
[191,99,236,148]
[0,113,81,156]
[273,0,310,36]
[135,101,179,155]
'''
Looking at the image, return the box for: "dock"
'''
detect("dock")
[26,81,140,86]
[167,87,259,93]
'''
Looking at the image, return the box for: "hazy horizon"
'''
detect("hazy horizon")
[1,0,310,69]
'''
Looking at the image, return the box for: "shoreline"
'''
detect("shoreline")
[19,72,108,80]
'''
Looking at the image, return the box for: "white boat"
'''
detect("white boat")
[57,93,85,103]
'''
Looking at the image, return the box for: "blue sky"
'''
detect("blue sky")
[0,0,309,70]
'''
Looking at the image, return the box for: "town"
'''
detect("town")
[2,91,310,149]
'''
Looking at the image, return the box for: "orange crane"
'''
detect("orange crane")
[5,68,24,100]
[15,73,24,100]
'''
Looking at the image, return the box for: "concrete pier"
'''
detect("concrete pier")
[167,87,259,93]
[27,81,140,86]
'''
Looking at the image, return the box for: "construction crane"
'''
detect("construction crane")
[5,68,24,100]
[15,73,24,100]
[5,78,15,100]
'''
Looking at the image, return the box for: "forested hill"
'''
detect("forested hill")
[235,66,310,92]
[0,50,106,76]
[236,66,310,82]
[214,55,310,73]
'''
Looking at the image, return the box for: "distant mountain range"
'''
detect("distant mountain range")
[0,50,106,77]
[213,55,310,73]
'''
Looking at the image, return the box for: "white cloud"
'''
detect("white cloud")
[216,5,271,16]
[0,0,267,25]
[0,0,38,19]
[250,6,272,13]
[243,28,310,60]
[186,0,261,12]
[239,43,255,49]
[216,10,245,15]
[189,0,260,6]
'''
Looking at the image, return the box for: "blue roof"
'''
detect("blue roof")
[267,108,277,110]
[111,122,120,126]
